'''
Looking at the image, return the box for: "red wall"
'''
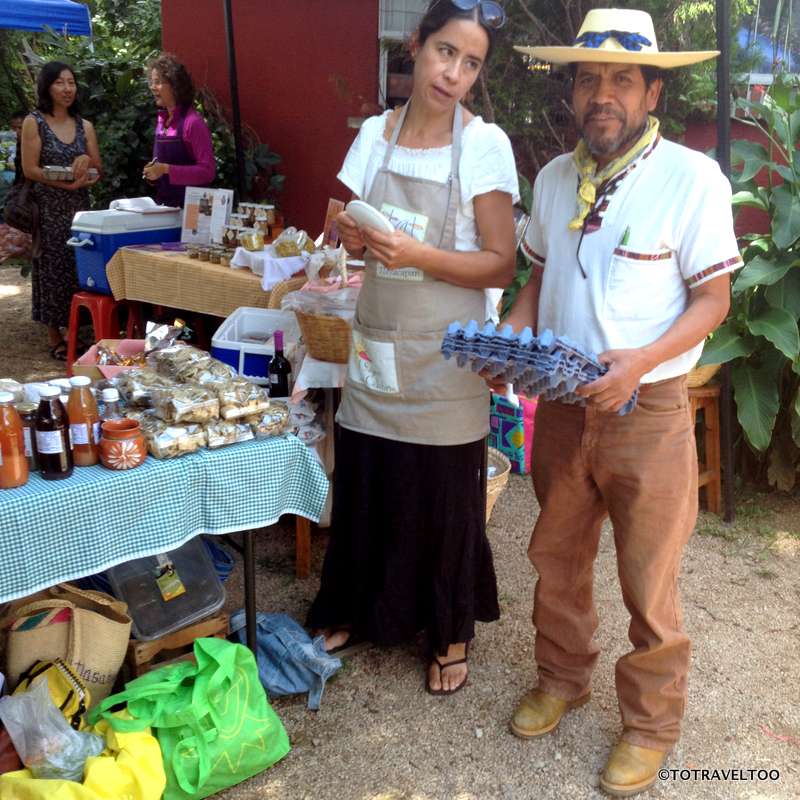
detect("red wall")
[161,0,379,233]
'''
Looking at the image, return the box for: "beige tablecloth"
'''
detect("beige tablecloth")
[106,245,269,317]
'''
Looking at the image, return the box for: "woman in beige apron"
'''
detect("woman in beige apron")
[308,0,517,695]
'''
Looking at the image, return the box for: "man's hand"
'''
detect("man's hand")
[480,373,510,393]
[577,348,652,413]
[361,227,422,270]
[335,211,366,257]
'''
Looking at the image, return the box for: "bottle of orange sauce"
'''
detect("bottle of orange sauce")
[67,376,101,467]
[0,391,29,489]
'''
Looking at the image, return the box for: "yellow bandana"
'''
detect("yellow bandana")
[569,115,660,231]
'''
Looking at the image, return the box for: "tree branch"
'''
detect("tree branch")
[515,0,568,45]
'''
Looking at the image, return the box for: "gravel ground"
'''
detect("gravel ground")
[2,263,799,799]
[216,478,800,800]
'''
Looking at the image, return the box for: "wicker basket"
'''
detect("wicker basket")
[486,447,511,523]
[294,310,352,363]
[266,275,307,310]
[687,363,721,388]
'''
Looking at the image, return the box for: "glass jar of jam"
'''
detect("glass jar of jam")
[14,401,38,471]
[0,392,29,489]
[35,385,73,480]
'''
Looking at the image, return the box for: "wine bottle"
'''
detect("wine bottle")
[268,330,292,398]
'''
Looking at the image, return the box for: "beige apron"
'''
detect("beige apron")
[336,102,489,445]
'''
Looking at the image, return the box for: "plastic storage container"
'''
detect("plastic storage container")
[106,537,225,640]
[211,307,300,385]
[69,207,182,294]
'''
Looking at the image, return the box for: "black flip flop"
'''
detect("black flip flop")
[48,341,67,361]
[426,642,470,696]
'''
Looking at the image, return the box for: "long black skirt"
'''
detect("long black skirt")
[307,426,500,654]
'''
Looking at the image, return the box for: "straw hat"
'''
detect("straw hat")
[514,8,719,68]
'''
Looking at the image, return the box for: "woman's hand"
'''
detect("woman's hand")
[64,171,100,191]
[71,154,91,180]
[361,227,422,270]
[143,161,169,181]
[335,211,366,257]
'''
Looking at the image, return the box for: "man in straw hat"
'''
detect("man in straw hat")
[498,8,742,796]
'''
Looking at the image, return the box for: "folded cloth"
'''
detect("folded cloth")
[229,610,341,710]
[230,246,305,286]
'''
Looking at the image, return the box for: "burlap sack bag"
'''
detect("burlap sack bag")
[1,583,131,706]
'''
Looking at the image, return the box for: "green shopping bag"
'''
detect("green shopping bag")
[88,637,290,800]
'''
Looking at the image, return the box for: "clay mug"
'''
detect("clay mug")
[99,418,147,470]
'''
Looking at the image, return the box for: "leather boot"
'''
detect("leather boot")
[600,740,666,797]
[509,688,590,739]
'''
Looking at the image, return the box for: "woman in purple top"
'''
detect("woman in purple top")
[143,53,215,207]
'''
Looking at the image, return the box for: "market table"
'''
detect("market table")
[0,435,328,649]
[106,244,269,317]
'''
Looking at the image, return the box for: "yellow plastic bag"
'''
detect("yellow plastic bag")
[0,713,165,800]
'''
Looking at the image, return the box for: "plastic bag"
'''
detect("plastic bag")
[127,413,207,459]
[203,420,254,449]
[281,287,359,321]
[150,384,219,424]
[116,368,173,407]
[0,680,104,782]
[272,226,315,257]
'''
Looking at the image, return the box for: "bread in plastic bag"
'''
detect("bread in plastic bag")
[116,368,173,407]
[204,420,254,448]
[150,383,219,424]
[126,411,207,459]
[0,679,104,782]
[246,402,289,439]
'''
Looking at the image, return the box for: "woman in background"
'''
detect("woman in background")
[22,61,101,360]
[143,53,215,207]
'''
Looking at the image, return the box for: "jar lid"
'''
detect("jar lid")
[70,375,91,387]
[49,378,72,390]
[102,387,120,401]
[39,385,60,397]
[0,391,14,403]
[14,402,37,413]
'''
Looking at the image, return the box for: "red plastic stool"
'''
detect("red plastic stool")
[66,291,122,375]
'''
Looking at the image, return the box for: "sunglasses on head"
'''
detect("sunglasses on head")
[432,0,507,30]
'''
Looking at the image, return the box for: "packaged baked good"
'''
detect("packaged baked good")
[204,419,254,448]
[96,343,145,367]
[150,383,219,424]
[273,227,316,258]
[116,368,173,407]
[246,402,289,438]
[148,345,219,383]
[208,378,270,420]
[126,411,207,459]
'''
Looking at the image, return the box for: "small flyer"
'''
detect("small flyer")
[181,187,234,245]
[322,198,346,247]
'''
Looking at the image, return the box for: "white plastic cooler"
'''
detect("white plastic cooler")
[68,204,182,294]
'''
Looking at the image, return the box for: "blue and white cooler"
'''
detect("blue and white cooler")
[68,201,182,294]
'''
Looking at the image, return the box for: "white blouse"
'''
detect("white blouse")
[338,110,520,321]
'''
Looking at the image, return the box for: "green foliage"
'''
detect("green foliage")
[501,172,533,318]
[700,76,800,488]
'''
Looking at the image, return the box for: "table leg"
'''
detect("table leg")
[243,530,257,652]
[295,516,311,579]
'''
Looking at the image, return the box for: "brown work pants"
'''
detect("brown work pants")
[529,375,697,751]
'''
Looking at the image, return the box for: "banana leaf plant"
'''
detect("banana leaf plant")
[700,76,800,489]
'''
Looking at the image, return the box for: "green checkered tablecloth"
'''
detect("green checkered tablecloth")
[0,435,328,604]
